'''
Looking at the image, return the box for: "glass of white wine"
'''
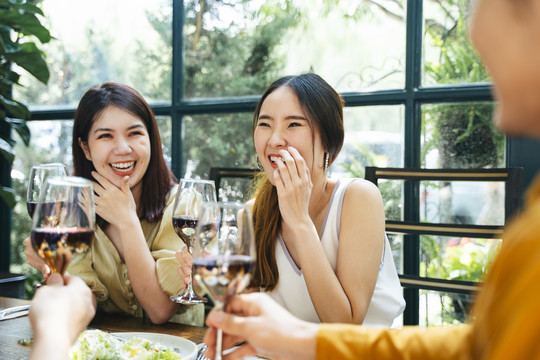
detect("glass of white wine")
[192,202,256,360]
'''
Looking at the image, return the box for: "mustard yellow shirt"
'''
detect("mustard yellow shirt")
[317,174,540,359]
[68,185,204,326]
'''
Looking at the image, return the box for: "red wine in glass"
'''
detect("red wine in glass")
[31,227,94,274]
[30,176,95,276]
[170,178,216,305]
[193,254,255,306]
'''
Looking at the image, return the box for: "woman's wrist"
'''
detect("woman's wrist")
[289,321,318,360]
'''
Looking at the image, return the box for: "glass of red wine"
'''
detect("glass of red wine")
[30,176,95,276]
[170,178,217,305]
[192,202,255,360]
[27,163,69,218]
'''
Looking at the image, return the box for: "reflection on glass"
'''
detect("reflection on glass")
[183,113,254,178]
[419,290,475,326]
[420,181,505,226]
[420,235,501,282]
[422,103,504,169]
[422,1,489,86]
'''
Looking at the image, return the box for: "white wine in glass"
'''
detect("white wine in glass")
[30,176,95,275]
[192,202,256,360]
[170,179,216,304]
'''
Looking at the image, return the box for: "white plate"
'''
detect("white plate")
[112,332,198,360]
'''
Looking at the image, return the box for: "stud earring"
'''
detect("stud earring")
[324,152,329,171]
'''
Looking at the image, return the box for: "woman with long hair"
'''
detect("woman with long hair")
[179,73,404,325]
[26,82,201,325]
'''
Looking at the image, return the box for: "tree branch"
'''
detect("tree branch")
[362,0,404,22]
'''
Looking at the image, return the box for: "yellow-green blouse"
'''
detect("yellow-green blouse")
[68,185,204,326]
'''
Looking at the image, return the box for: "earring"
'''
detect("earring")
[324,152,329,171]
[256,155,263,170]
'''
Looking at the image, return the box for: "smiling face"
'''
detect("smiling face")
[79,106,151,195]
[470,0,540,136]
[254,86,326,185]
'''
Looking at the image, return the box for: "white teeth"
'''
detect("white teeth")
[110,161,135,172]
[269,156,281,163]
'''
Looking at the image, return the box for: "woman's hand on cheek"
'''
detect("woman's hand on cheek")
[274,146,312,225]
[91,171,137,226]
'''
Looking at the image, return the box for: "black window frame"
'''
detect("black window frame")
[4,0,540,325]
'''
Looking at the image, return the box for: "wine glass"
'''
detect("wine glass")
[192,202,256,360]
[30,176,95,276]
[27,163,69,218]
[170,179,217,304]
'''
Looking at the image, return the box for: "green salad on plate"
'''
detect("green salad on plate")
[69,329,182,359]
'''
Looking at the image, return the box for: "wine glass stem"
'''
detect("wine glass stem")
[187,267,195,294]
[215,328,223,360]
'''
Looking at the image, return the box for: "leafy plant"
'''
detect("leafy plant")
[0,0,50,207]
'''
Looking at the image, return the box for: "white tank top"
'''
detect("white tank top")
[265,178,406,326]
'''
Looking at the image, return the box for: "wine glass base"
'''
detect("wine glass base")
[170,294,208,305]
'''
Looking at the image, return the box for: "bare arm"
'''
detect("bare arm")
[275,147,384,323]
[92,172,177,324]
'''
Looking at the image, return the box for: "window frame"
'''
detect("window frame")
[6,0,539,325]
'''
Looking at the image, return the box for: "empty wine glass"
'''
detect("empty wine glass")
[170,179,217,304]
[192,202,256,360]
[27,163,69,218]
[30,176,95,276]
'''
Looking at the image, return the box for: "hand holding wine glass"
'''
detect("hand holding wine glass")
[27,163,69,218]
[170,179,216,304]
[30,176,95,276]
[192,202,256,360]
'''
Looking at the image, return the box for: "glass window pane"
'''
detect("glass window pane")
[420,290,474,326]
[422,103,505,169]
[332,105,404,177]
[420,235,501,282]
[421,181,506,226]
[378,179,404,222]
[422,1,489,86]
[183,113,254,179]
[156,116,172,168]
[14,0,172,107]
[217,177,255,203]
[388,233,404,274]
[184,0,406,99]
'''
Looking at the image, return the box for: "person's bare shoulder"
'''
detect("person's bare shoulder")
[246,198,255,211]
[344,178,383,206]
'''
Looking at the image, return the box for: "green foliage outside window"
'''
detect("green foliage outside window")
[0,0,50,208]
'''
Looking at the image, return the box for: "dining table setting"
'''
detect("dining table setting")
[0,296,208,360]
[5,165,257,359]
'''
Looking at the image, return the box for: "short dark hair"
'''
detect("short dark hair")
[72,82,175,227]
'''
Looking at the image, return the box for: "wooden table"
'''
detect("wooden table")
[0,296,207,360]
